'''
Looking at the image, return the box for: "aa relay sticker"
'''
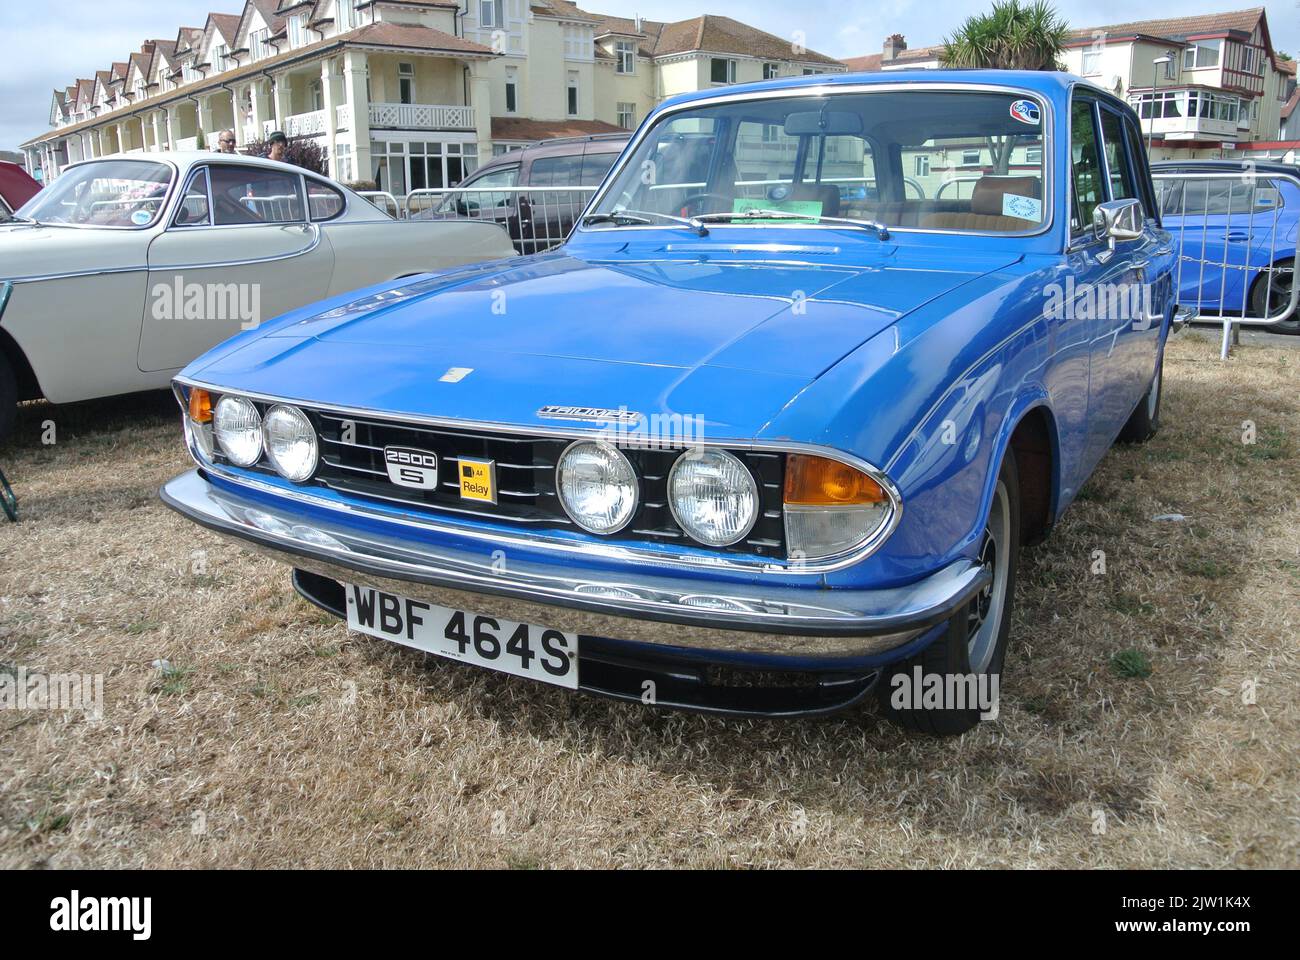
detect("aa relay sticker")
[458,458,497,504]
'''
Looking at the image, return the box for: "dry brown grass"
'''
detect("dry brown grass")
[1,331,1296,869]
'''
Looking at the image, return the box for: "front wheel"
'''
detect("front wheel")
[1250,258,1297,335]
[877,450,1021,736]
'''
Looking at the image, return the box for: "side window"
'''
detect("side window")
[529,154,585,187]
[1070,99,1105,234]
[579,151,618,186]
[1122,115,1156,219]
[209,165,304,225]
[1098,108,1138,208]
[173,168,211,227]
[306,179,345,221]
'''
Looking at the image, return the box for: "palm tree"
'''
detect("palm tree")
[941,0,1069,174]
[941,0,1070,71]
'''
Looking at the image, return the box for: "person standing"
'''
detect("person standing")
[216,131,237,154]
[267,131,287,163]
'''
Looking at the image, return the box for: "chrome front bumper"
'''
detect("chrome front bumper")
[161,469,989,662]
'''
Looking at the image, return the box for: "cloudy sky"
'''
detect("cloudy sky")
[3,0,1296,151]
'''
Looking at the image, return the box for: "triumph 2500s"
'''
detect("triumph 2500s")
[162,70,1188,735]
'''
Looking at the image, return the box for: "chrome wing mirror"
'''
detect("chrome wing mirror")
[1093,198,1144,260]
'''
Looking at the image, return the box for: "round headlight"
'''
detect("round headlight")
[213,396,263,467]
[262,404,318,482]
[668,450,758,547]
[557,441,638,535]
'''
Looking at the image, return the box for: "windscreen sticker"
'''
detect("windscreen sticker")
[131,210,153,225]
[732,197,823,221]
[1009,100,1041,125]
[1002,193,1042,222]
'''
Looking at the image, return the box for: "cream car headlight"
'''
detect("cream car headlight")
[782,454,896,561]
[213,395,263,467]
[668,450,758,548]
[557,440,638,534]
[262,404,318,482]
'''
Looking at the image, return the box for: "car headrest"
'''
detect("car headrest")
[971,177,1040,216]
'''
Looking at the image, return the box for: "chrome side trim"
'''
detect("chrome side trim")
[174,377,903,575]
[161,468,983,657]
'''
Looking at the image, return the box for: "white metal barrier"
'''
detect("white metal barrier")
[358,191,401,218]
[1153,170,1298,358]
[403,185,599,253]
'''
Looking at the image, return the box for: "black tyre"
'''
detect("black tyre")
[878,450,1021,736]
[1117,351,1162,444]
[1250,258,1297,335]
[0,352,16,444]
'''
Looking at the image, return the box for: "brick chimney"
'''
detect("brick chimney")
[883,33,907,62]
[141,41,156,56]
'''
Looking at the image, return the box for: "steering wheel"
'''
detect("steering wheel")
[679,192,734,217]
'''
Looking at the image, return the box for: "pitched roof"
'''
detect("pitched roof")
[1067,8,1266,44]
[491,116,625,141]
[1279,58,1296,75]
[841,53,882,73]
[652,15,840,65]
[1283,89,1299,121]
[25,21,495,145]
[210,13,242,44]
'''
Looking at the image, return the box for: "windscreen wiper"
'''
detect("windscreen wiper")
[582,210,708,236]
[689,209,890,241]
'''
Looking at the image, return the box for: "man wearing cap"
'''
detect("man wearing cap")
[267,131,287,163]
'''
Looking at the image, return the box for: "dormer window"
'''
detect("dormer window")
[250,29,270,60]
[337,0,356,31]
[288,16,307,49]
[615,40,635,74]
[213,44,228,71]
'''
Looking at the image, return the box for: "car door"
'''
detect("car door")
[520,152,586,254]
[1098,105,1169,413]
[139,163,335,372]
[1064,95,1136,473]
[438,163,521,243]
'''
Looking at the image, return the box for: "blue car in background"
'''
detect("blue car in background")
[1152,160,1298,335]
[162,71,1181,736]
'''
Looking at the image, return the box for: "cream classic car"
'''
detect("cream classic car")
[0,152,516,439]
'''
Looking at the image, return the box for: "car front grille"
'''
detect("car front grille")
[219,404,788,560]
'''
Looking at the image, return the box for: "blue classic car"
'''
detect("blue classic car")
[1151,160,1298,335]
[163,70,1183,735]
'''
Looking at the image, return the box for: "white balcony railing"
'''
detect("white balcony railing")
[336,104,352,131]
[282,109,328,138]
[368,102,475,130]
[175,136,199,151]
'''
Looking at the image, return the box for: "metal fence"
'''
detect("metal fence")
[1153,169,1298,358]
[358,186,599,254]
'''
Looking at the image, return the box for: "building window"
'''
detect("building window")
[567,70,578,116]
[1081,50,1101,75]
[710,58,736,84]
[309,78,323,112]
[335,142,353,181]
[1183,40,1220,70]
[763,62,779,80]
[915,155,929,177]
[250,29,270,61]
[213,45,228,72]
[802,69,820,76]
[336,0,355,31]
[288,16,306,49]
[616,101,635,129]
[504,66,518,114]
[1025,147,1043,164]
[398,62,414,105]
[480,0,504,28]
[962,149,980,166]
[615,41,635,74]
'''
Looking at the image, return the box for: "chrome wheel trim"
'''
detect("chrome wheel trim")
[967,480,1011,674]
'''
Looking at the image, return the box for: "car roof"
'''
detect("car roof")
[70,151,320,177]
[1151,159,1299,177]
[473,134,630,174]
[657,68,1094,112]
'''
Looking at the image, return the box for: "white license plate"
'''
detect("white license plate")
[344,584,579,689]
